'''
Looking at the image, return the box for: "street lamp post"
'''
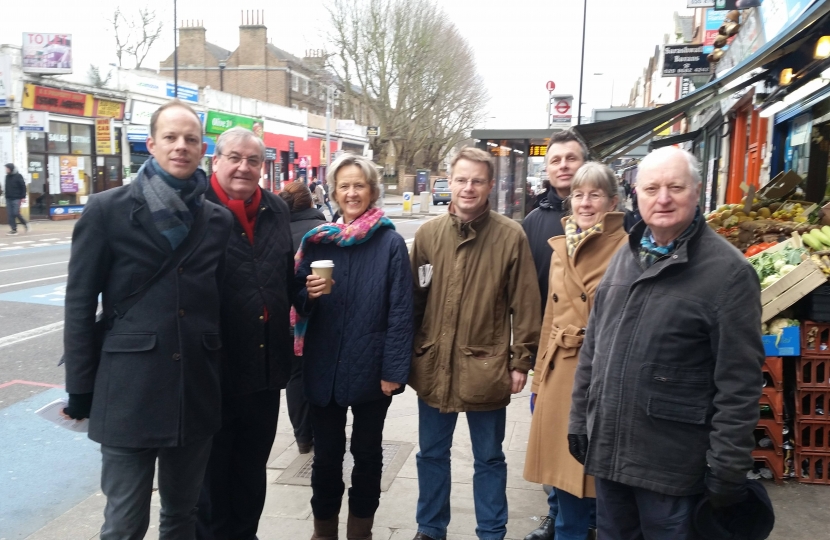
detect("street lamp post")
[577,0,587,125]
[173,0,178,97]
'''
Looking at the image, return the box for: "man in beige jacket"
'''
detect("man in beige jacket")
[409,147,541,540]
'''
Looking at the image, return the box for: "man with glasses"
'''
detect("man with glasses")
[197,127,296,540]
[409,147,540,540]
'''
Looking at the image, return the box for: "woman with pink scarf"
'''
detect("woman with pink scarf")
[294,153,414,540]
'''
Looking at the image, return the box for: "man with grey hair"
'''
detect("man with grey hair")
[568,147,765,539]
[197,126,296,540]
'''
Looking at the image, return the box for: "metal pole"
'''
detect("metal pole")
[173,0,178,97]
[577,0,587,125]
[325,86,331,169]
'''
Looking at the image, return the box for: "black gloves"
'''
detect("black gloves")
[64,393,93,420]
[704,470,748,508]
[568,433,589,465]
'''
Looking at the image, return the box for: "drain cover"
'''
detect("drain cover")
[276,440,413,491]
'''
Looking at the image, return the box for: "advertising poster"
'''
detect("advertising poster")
[95,118,114,155]
[22,33,72,74]
[761,0,813,41]
[715,0,763,9]
[662,45,711,76]
[59,156,79,193]
[704,9,735,53]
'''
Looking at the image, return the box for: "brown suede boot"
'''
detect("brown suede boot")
[310,515,339,540]
[346,512,374,540]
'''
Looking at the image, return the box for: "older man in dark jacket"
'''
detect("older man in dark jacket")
[568,147,765,540]
[63,100,233,540]
[4,163,29,235]
[197,127,295,540]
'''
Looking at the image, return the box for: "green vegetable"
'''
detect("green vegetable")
[779,264,797,275]
[761,275,780,288]
[804,234,824,250]
[812,229,830,246]
[822,226,830,238]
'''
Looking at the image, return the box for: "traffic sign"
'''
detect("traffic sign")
[555,101,571,114]
[546,81,556,92]
[549,94,574,130]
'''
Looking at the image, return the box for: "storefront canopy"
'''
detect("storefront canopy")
[575,0,830,161]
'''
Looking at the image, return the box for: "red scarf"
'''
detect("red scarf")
[210,173,261,245]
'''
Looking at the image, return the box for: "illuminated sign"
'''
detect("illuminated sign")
[529,145,548,157]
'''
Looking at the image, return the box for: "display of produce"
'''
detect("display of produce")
[749,244,807,289]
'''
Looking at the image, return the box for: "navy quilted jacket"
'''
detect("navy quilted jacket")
[295,226,414,407]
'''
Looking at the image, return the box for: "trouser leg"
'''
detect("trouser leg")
[156,437,213,540]
[309,399,348,519]
[466,407,508,540]
[634,485,700,540]
[99,445,157,540]
[553,488,595,540]
[415,398,458,540]
[286,353,313,445]
[594,478,644,540]
[348,395,393,518]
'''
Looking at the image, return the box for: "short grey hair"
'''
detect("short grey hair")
[215,126,266,162]
[571,162,619,200]
[326,153,381,212]
[639,147,701,185]
[546,129,590,162]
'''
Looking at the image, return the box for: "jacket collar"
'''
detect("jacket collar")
[627,210,706,266]
[539,189,565,211]
[449,201,491,239]
[550,212,626,253]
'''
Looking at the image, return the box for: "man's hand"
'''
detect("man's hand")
[381,380,401,396]
[63,393,93,420]
[705,470,748,508]
[510,369,527,394]
[306,275,333,299]
[568,433,589,465]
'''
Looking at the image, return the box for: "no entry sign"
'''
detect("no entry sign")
[546,80,556,92]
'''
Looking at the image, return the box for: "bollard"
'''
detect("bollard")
[420,192,431,214]
[402,192,413,216]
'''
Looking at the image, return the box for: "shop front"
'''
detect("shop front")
[21,84,125,218]
[263,131,336,190]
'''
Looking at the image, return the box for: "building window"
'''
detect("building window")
[319,86,327,100]
[302,78,310,95]
[48,121,70,154]
[70,124,92,155]
[292,75,299,92]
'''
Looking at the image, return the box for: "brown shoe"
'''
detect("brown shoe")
[310,515,339,540]
[346,512,373,540]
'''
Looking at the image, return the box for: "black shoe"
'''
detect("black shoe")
[6,230,17,236]
[524,516,555,540]
[412,533,445,540]
[588,528,597,540]
[297,440,313,454]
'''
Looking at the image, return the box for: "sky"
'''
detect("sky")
[1,0,694,129]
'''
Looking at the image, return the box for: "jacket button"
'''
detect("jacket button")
[178,309,185,317]
[260,344,265,349]
[553,293,558,302]
[242,232,247,237]
[178,267,184,274]
[672,255,678,259]
[259,315,264,320]
[172,353,181,361]
[581,293,587,302]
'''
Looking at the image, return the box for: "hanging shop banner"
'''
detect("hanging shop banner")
[59,155,80,193]
[19,111,49,131]
[93,99,125,120]
[22,33,72,74]
[265,147,277,161]
[22,84,92,116]
[205,111,261,135]
[0,55,11,107]
[662,45,711,76]
[714,0,761,9]
[96,118,115,155]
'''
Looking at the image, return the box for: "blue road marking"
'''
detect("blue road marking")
[0,388,101,539]
[0,244,70,258]
[0,283,66,307]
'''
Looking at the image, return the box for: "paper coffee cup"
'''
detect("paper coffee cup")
[311,260,335,294]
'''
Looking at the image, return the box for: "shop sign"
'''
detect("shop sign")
[127,74,199,103]
[167,82,199,103]
[59,155,81,193]
[265,147,277,161]
[0,55,11,107]
[126,125,149,143]
[367,126,380,137]
[289,140,295,163]
[528,144,547,157]
[714,0,761,9]
[94,99,125,120]
[50,205,84,216]
[19,110,49,131]
[687,0,715,6]
[205,111,258,134]
[130,100,157,125]
[96,118,115,155]
[662,45,711,76]
[337,119,356,132]
[704,8,734,53]
[761,0,813,42]
[22,33,72,74]
[22,84,92,116]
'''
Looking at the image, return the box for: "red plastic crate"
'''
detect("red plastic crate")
[801,322,830,357]
[763,357,784,391]
[796,452,829,484]
[760,387,784,423]
[796,389,829,421]
[756,418,784,455]
[797,357,830,389]
[795,420,830,453]
[751,448,785,484]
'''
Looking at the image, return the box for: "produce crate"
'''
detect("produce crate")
[801,321,830,357]
[752,448,785,484]
[796,357,830,389]
[796,452,829,484]
[760,387,785,423]
[755,418,784,455]
[795,389,829,420]
[763,356,784,391]
[762,328,800,357]
[761,259,826,323]
[806,283,830,323]
[795,420,830,453]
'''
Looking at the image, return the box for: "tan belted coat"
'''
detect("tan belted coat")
[523,212,627,498]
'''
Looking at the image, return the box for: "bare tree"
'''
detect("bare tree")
[326,0,488,174]
[108,6,164,69]
[87,64,113,88]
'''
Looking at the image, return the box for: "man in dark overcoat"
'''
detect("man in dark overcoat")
[62,100,233,540]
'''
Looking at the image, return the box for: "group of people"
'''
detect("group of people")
[60,99,768,540]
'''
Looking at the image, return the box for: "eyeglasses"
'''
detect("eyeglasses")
[220,153,262,169]
[452,178,489,188]
[571,192,608,203]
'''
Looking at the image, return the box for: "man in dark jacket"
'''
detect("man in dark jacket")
[197,127,296,540]
[522,130,588,313]
[568,147,765,540]
[4,163,29,235]
[62,100,233,540]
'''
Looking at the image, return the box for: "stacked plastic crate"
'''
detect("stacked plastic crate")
[753,356,785,483]
[797,322,830,484]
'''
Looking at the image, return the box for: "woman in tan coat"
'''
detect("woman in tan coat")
[522,162,627,540]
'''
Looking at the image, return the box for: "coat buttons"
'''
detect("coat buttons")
[178,267,184,274]
[553,293,558,302]
[260,344,265,349]
[259,315,264,320]
[581,293,587,302]
[178,309,185,317]
[172,353,181,361]
[242,232,247,237]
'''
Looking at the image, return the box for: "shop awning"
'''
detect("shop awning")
[575,0,830,161]
[649,129,702,151]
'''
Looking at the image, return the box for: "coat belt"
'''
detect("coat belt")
[536,325,584,384]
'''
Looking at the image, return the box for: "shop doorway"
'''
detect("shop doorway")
[94,157,123,193]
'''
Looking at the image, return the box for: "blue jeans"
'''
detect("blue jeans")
[547,487,559,519]
[554,488,596,540]
[415,399,507,540]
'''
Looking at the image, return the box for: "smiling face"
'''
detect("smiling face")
[546,141,586,198]
[571,183,618,230]
[638,151,701,245]
[334,164,372,222]
[146,106,205,180]
[449,158,494,221]
[212,135,263,201]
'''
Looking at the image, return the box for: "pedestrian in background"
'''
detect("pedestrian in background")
[62,100,233,540]
[198,127,296,540]
[522,163,625,540]
[409,147,540,540]
[295,153,413,540]
[4,163,29,235]
[279,181,327,454]
[569,147,765,539]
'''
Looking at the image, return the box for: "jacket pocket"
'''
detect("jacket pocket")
[202,333,222,351]
[647,397,707,425]
[101,333,157,353]
[411,339,438,395]
[458,346,511,404]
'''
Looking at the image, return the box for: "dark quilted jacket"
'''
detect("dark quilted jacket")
[207,187,296,396]
[295,227,414,407]
[289,207,327,251]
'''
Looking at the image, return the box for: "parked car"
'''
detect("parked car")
[432,178,451,205]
